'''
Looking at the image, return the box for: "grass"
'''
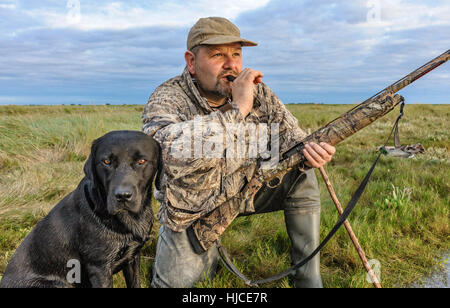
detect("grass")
[0,104,448,288]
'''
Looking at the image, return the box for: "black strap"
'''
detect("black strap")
[394,102,404,148]
[218,102,405,287]
[217,240,257,287]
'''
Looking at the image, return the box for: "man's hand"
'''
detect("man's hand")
[231,68,264,118]
[303,142,336,168]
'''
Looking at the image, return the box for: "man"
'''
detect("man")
[142,17,335,288]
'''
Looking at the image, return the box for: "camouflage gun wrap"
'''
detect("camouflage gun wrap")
[191,49,450,252]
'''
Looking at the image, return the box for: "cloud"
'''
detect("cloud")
[0,0,449,105]
[0,4,16,9]
[21,0,270,31]
[236,0,450,102]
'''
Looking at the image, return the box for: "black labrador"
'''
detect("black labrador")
[0,130,161,288]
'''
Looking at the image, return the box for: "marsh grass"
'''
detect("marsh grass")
[0,104,448,288]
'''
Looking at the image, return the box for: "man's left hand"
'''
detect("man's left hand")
[303,142,336,168]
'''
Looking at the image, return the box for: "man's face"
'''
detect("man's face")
[187,43,243,99]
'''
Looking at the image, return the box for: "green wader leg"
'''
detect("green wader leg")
[283,168,323,288]
[250,167,323,288]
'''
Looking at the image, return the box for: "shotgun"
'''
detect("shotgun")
[190,49,450,252]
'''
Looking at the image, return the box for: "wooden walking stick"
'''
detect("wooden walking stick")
[318,166,382,288]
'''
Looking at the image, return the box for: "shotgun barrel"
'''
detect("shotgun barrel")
[282,49,450,159]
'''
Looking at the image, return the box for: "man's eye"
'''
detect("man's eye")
[213,53,222,57]
[138,159,147,165]
[102,159,111,166]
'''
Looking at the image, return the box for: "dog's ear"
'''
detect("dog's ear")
[83,137,107,213]
[154,141,163,191]
[84,137,100,186]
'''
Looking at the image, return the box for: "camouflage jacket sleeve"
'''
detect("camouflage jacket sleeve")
[142,82,258,229]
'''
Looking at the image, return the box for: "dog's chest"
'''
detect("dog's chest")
[110,241,141,271]
[81,228,143,272]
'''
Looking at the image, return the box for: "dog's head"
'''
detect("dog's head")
[84,130,161,216]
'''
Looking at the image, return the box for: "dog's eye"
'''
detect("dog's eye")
[138,159,147,165]
[102,159,111,166]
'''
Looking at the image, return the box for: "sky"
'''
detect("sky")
[0,0,449,105]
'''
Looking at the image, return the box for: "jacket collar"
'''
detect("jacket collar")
[181,66,215,114]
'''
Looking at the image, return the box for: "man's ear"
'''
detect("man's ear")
[185,50,196,75]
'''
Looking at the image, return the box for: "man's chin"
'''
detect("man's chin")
[215,84,231,97]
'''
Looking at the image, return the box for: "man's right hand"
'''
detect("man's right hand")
[231,68,264,118]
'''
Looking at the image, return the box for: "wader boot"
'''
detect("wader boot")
[150,225,219,288]
[251,168,323,288]
[284,169,323,288]
[285,206,323,288]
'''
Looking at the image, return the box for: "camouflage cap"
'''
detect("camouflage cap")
[187,17,258,50]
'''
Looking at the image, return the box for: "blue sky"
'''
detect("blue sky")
[0,0,449,105]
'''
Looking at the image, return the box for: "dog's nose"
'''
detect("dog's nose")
[114,188,133,202]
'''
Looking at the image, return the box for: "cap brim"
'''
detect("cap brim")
[201,35,258,47]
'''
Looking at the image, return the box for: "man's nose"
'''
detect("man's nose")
[223,55,238,70]
[114,187,133,202]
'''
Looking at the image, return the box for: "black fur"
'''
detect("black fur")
[0,130,161,288]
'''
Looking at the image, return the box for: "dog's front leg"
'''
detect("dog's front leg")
[86,265,113,288]
[123,253,141,288]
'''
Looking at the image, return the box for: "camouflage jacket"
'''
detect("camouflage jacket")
[142,67,306,232]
